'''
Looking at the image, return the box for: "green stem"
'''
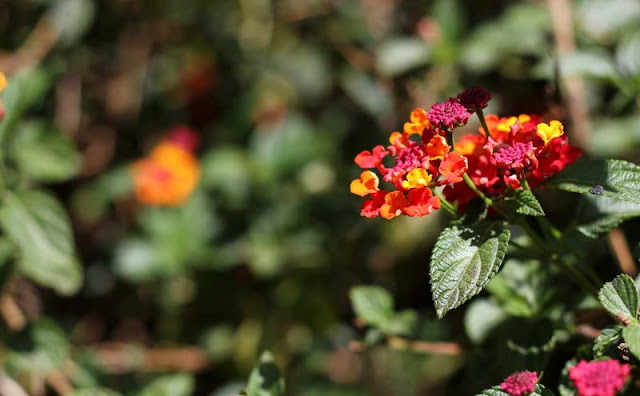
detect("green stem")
[553,256,599,298]
[462,173,491,205]
[476,108,490,136]
[434,189,459,217]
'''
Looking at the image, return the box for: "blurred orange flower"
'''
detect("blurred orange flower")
[0,72,7,121]
[131,127,201,206]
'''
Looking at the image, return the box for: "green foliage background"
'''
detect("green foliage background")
[1,0,640,395]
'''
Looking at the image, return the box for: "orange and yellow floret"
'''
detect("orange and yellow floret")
[131,126,201,206]
[351,94,581,219]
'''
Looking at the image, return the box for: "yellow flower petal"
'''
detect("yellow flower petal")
[536,120,564,145]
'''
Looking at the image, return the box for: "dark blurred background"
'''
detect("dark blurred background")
[1,0,640,394]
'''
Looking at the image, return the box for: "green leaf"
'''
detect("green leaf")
[476,384,555,396]
[0,68,51,139]
[593,326,622,357]
[598,274,638,320]
[137,373,194,396]
[430,222,510,318]
[547,159,640,204]
[349,286,394,329]
[574,195,640,238]
[0,190,82,295]
[504,189,545,216]
[70,389,122,396]
[383,309,418,336]
[246,351,285,396]
[9,121,81,182]
[48,0,96,46]
[623,321,640,360]
[375,38,431,77]
[464,299,507,344]
[7,318,70,375]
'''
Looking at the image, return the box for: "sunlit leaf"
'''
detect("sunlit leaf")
[430,222,510,318]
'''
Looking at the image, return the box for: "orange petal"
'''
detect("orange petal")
[425,135,450,159]
[350,170,380,197]
[439,152,468,184]
[380,191,408,220]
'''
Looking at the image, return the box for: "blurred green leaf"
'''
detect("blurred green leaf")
[587,116,640,156]
[251,113,329,182]
[559,51,617,81]
[0,189,82,295]
[137,373,194,396]
[430,222,509,318]
[200,324,235,362]
[201,147,251,207]
[349,286,394,329]
[0,68,51,139]
[375,38,430,77]
[7,318,70,375]
[460,3,551,73]
[574,195,640,238]
[577,0,640,41]
[464,299,507,344]
[10,120,81,182]
[598,274,638,319]
[339,68,393,118]
[616,30,640,82]
[49,0,96,46]
[70,389,122,396]
[246,351,285,396]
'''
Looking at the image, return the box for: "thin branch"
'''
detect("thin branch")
[546,0,589,149]
[91,342,212,374]
[608,228,638,277]
[349,336,464,356]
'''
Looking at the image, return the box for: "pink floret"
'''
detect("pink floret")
[499,371,539,396]
[569,360,631,396]
[427,99,470,130]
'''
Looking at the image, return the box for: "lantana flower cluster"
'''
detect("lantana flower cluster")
[131,126,201,206]
[350,87,581,219]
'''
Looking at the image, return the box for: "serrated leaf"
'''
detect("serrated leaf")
[593,326,622,357]
[137,373,194,396]
[623,322,640,360]
[598,274,638,320]
[476,384,555,396]
[547,159,640,204]
[9,121,81,182]
[247,351,285,396]
[575,195,640,238]
[0,190,82,295]
[430,222,510,318]
[504,189,545,216]
[349,286,394,328]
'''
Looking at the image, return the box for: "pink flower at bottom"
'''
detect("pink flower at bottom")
[569,360,631,396]
[499,371,539,396]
